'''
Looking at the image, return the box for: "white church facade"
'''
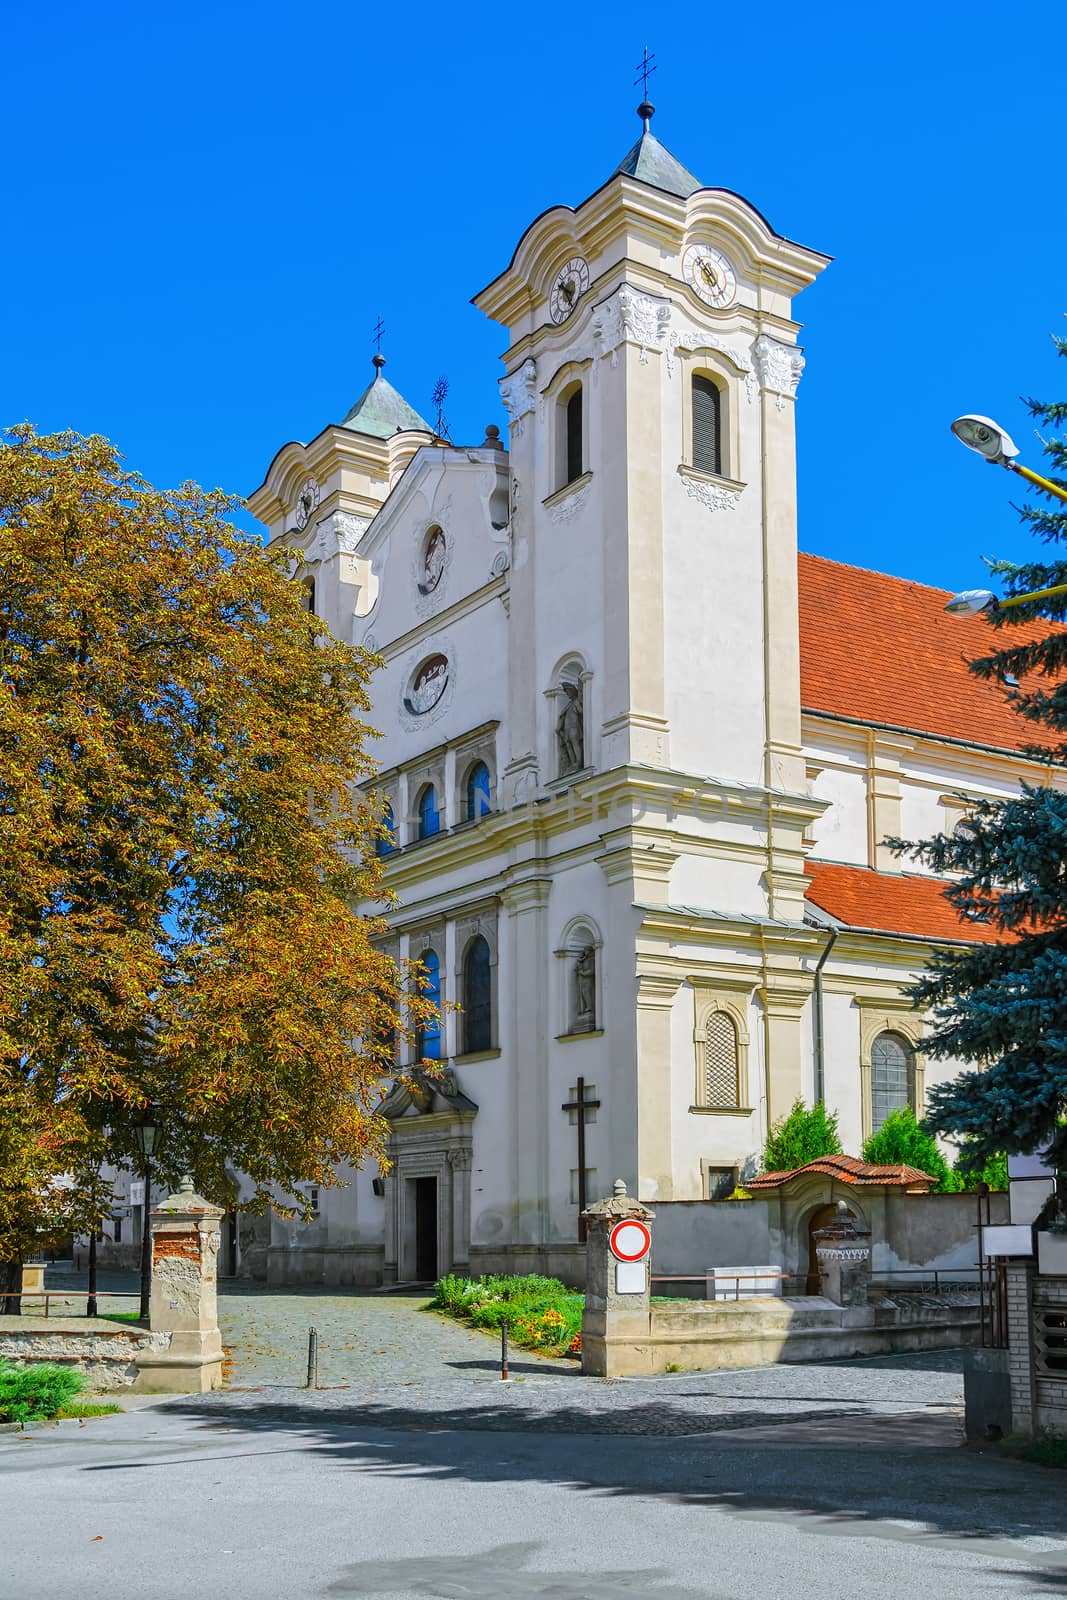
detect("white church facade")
[242,107,1055,1287]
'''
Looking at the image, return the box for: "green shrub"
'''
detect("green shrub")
[862,1108,950,1188]
[430,1272,584,1356]
[0,1361,85,1422]
[763,1100,842,1172]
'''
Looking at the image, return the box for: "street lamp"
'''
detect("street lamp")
[951,413,1067,506]
[944,582,1067,617]
[132,1105,162,1322]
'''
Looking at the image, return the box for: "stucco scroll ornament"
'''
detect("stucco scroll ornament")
[499,359,538,437]
[679,469,742,514]
[666,326,757,403]
[310,510,367,561]
[489,548,511,579]
[617,285,671,364]
[754,335,806,412]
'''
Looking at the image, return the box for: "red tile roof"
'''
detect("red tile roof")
[747,1154,935,1192]
[798,551,1052,753]
[804,860,1005,944]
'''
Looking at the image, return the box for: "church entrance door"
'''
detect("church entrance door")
[414,1177,439,1282]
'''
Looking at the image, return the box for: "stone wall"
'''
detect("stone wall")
[0,1317,170,1390]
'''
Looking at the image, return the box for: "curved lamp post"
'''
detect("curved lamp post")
[132,1106,162,1321]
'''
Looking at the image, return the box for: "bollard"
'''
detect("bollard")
[306,1326,319,1389]
[501,1318,509,1381]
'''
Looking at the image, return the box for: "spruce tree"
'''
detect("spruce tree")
[895,334,1067,1170]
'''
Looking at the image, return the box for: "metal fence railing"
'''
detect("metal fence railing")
[1,1290,142,1319]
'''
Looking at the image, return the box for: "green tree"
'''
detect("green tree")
[762,1099,842,1172]
[861,1108,951,1189]
[0,426,433,1281]
[892,335,1067,1171]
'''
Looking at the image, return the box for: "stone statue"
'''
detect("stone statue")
[574,946,596,1032]
[556,682,584,775]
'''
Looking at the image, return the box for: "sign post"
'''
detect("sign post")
[580,1179,655,1377]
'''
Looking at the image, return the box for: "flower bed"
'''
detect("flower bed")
[430,1273,584,1358]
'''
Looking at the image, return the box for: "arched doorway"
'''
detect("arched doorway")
[805,1203,856,1295]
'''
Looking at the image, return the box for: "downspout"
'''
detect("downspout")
[812,928,838,1106]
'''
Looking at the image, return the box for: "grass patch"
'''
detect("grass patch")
[1003,1432,1067,1469]
[431,1273,584,1358]
[53,1401,123,1419]
[0,1360,85,1422]
[99,1312,142,1324]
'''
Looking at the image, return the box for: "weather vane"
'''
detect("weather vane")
[633,47,657,102]
[431,377,451,441]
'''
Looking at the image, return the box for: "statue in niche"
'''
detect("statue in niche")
[574,946,596,1033]
[556,681,584,776]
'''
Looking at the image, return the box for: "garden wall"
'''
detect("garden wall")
[0,1317,170,1391]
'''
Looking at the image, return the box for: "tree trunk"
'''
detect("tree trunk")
[0,1257,22,1316]
[87,1230,98,1317]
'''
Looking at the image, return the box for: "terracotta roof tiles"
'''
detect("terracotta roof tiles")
[747,1154,935,1192]
[804,860,1006,945]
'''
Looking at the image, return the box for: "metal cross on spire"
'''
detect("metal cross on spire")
[633,47,657,103]
[372,315,385,355]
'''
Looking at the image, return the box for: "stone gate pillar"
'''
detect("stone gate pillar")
[813,1201,872,1307]
[135,1176,225,1393]
[580,1179,655,1377]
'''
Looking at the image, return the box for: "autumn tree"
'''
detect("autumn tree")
[0,425,429,1278]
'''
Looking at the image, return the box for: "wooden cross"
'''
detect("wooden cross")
[561,1076,601,1242]
[633,47,657,101]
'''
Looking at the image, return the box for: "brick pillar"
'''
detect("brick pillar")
[135,1176,225,1393]
[1005,1259,1036,1437]
[580,1179,654,1377]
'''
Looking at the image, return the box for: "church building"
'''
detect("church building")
[246,105,1054,1287]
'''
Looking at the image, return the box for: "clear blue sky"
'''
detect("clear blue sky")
[3,1,1064,593]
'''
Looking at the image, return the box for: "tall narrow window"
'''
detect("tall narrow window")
[565,387,583,484]
[300,576,316,615]
[416,784,440,840]
[691,375,722,477]
[415,949,441,1061]
[462,936,492,1053]
[375,800,396,856]
[703,1011,740,1109]
[465,762,492,822]
[870,1031,911,1132]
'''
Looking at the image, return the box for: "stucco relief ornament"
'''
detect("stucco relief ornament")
[754,335,806,411]
[331,511,368,554]
[293,476,320,531]
[398,639,457,729]
[548,482,590,526]
[666,326,757,402]
[679,469,742,514]
[617,285,671,364]
[499,360,538,437]
[489,548,511,579]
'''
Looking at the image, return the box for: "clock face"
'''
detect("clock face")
[549,257,590,324]
[294,476,320,531]
[682,244,737,310]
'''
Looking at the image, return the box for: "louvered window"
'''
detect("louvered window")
[691,375,722,476]
[703,1011,739,1108]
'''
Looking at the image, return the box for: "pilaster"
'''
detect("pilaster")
[501,875,553,1246]
[635,972,679,1201]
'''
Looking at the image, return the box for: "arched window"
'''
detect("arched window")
[703,1012,740,1109]
[691,374,722,477]
[416,784,440,840]
[415,949,441,1061]
[871,1031,911,1132]
[462,936,492,1053]
[300,576,316,615]
[375,800,396,856]
[565,386,583,484]
[465,762,492,822]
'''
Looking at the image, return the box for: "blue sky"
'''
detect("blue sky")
[3,0,1064,593]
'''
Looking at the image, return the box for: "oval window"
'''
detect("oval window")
[406,653,449,715]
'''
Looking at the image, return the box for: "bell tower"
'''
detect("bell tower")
[473,103,830,920]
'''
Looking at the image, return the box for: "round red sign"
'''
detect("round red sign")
[609,1219,651,1262]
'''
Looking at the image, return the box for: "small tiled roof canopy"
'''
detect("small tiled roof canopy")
[747,1154,935,1193]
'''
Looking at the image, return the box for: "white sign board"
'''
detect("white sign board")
[129,1180,145,1207]
[981,1223,1034,1259]
[615,1261,646,1295]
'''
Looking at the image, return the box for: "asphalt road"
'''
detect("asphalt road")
[3,1363,1066,1600]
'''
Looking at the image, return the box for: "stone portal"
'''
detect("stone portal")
[379,1068,476,1284]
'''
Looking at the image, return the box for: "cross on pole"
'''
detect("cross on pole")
[372,315,385,355]
[633,47,657,101]
[561,1076,601,1242]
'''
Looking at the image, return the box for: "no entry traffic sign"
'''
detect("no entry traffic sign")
[609,1218,651,1263]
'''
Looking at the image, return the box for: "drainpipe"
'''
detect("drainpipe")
[812,928,838,1106]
